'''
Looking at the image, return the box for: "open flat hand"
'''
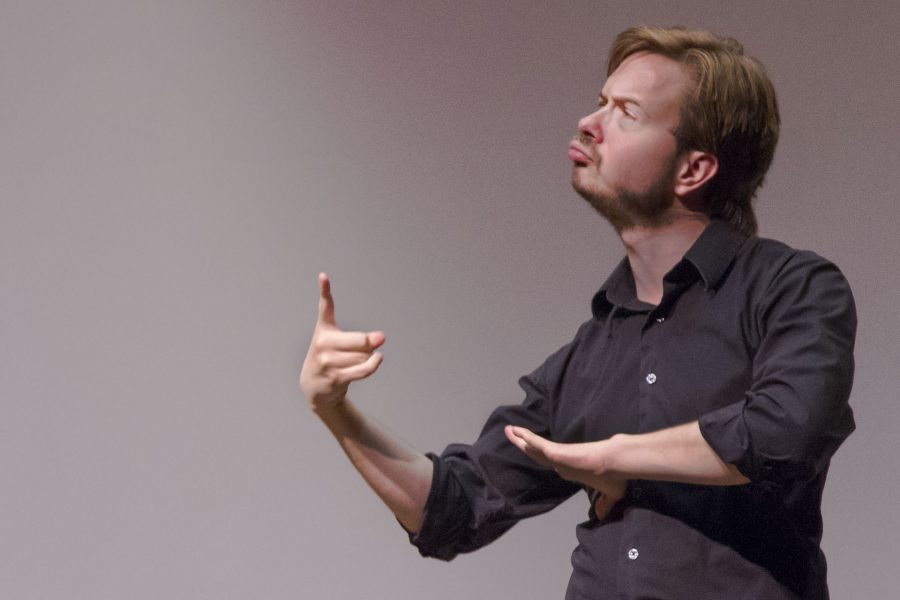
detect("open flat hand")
[299,273,385,412]
[505,425,627,519]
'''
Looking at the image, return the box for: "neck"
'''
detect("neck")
[620,212,710,305]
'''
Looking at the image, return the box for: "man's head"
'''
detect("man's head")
[570,51,692,232]
[571,26,780,236]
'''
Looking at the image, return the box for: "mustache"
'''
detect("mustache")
[573,133,599,163]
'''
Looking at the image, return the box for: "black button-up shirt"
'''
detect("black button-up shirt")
[409,220,856,599]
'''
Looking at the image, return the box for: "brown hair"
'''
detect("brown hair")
[609,26,780,236]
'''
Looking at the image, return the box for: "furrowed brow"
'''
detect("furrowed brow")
[611,94,641,108]
[598,91,642,110]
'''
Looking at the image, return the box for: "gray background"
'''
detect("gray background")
[2,1,897,598]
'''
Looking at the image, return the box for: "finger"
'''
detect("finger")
[593,492,617,520]
[504,425,528,451]
[319,330,386,352]
[367,330,386,349]
[505,425,555,468]
[333,351,384,382]
[508,426,553,455]
[317,350,373,369]
[318,272,336,326]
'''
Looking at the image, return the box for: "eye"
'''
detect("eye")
[598,96,636,120]
[610,99,631,118]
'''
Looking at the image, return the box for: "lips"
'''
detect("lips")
[567,141,593,166]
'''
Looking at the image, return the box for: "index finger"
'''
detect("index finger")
[505,425,551,463]
[318,329,386,351]
[318,272,336,326]
[506,425,549,451]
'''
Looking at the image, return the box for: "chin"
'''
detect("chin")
[573,177,677,233]
[571,170,606,200]
[572,180,625,228]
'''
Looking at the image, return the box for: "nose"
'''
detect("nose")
[578,109,604,144]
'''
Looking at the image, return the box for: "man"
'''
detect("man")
[300,26,855,599]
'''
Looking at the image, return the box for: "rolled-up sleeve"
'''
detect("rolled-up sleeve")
[699,251,856,485]
[409,349,581,560]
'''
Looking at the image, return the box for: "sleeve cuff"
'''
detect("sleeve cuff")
[698,401,758,481]
[403,453,469,561]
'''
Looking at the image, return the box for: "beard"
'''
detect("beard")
[572,157,678,233]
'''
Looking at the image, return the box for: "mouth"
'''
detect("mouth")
[567,141,592,167]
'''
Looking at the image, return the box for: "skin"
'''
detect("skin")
[300,273,432,532]
[506,53,747,508]
[300,52,747,530]
[570,52,687,231]
[570,52,721,304]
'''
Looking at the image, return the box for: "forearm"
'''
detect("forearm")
[316,398,434,533]
[605,421,748,486]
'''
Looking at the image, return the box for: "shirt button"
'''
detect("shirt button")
[645,373,657,384]
[627,548,639,560]
[656,316,665,323]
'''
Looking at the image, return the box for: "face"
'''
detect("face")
[569,52,691,231]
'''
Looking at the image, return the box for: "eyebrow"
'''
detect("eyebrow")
[599,92,644,114]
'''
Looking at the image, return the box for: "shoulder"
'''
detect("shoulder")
[739,235,832,269]
[734,237,857,337]
[733,236,853,295]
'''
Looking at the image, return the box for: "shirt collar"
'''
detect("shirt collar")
[681,219,748,291]
[591,219,748,319]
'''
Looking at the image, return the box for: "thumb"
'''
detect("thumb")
[317,272,336,326]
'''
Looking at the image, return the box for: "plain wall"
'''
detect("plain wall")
[2,1,898,598]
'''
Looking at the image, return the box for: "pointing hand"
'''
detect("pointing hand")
[299,273,385,412]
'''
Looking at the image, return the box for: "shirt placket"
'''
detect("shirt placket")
[617,305,670,599]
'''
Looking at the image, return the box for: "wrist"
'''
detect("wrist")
[602,433,630,477]
[312,394,350,424]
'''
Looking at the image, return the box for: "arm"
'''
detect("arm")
[697,253,856,484]
[300,273,432,533]
[302,273,580,555]
[505,420,747,514]
[601,422,748,485]
[506,252,855,504]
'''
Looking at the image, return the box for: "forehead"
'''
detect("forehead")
[604,52,691,117]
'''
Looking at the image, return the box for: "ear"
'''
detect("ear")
[673,150,718,198]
